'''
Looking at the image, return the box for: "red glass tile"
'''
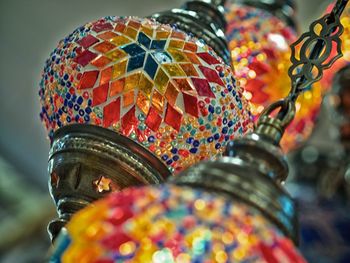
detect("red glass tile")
[145,107,162,131]
[77,35,99,49]
[123,90,134,108]
[92,22,113,33]
[259,242,279,263]
[127,20,141,29]
[197,52,221,65]
[191,78,215,98]
[94,41,116,53]
[199,65,224,86]
[184,52,201,65]
[92,83,109,106]
[109,79,124,97]
[183,92,199,117]
[171,30,186,40]
[121,106,138,136]
[78,70,99,89]
[100,66,112,85]
[74,50,98,66]
[90,55,112,68]
[165,104,183,131]
[114,23,126,33]
[164,82,179,106]
[97,31,118,41]
[103,97,121,127]
[248,60,270,75]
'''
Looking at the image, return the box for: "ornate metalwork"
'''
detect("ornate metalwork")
[289,13,344,95]
[48,124,170,241]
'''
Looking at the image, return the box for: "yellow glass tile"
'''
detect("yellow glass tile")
[141,25,154,38]
[163,63,186,77]
[167,48,189,62]
[124,26,138,40]
[154,68,169,94]
[112,59,127,79]
[123,90,134,108]
[169,39,185,50]
[106,49,127,61]
[139,73,153,98]
[156,30,170,39]
[109,79,124,97]
[180,63,199,76]
[124,72,141,91]
[110,35,131,46]
[152,90,165,114]
[164,82,179,106]
[136,91,150,115]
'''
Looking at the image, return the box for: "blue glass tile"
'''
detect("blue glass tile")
[137,32,151,49]
[144,54,158,79]
[121,43,145,56]
[151,40,166,50]
[127,53,146,72]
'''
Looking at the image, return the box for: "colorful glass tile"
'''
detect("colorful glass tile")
[39,16,253,173]
[92,83,109,106]
[51,185,307,263]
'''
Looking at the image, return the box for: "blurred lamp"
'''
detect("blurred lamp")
[39,0,253,240]
[226,0,323,151]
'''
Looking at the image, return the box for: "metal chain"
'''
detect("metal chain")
[258,0,349,131]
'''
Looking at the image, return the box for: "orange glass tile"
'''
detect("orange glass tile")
[110,35,131,46]
[106,49,127,61]
[93,41,116,53]
[90,55,111,68]
[154,68,169,94]
[109,79,124,97]
[167,48,190,62]
[173,78,195,93]
[171,30,186,39]
[185,52,202,64]
[163,63,186,77]
[123,90,134,108]
[141,25,154,38]
[169,39,185,50]
[99,66,113,85]
[136,91,150,115]
[97,31,118,41]
[164,81,179,106]
[139,73,153,98]
[124,26,138,40]
[151,90,165,114]
[127,20,141,29]
[180,63,199,76]
[124,72,141,91]
[184,42,197,52]
[114,23,126,33]
[156,30,170,39]
[112,59,127,79]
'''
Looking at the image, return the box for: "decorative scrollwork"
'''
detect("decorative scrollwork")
[289,12,344,94]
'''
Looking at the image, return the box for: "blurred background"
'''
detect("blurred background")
[0,0,345,262]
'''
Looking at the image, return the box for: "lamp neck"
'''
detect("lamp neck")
[151,0,230,64]
[233,0,297,29]
[47,124,170,241]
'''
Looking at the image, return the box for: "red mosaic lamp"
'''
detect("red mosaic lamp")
[226,0,323,152]
[49,1,348,262]
[39,0,253,241]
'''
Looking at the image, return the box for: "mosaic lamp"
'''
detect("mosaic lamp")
[49,1,348,262]
[226,0,323,151]
[39,0,253,240]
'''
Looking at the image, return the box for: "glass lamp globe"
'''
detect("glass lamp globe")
[225,1,322,151]
[50,185,306,263]
[39,5,254,240]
